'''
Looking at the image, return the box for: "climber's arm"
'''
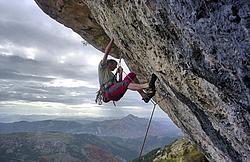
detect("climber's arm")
[101,38,114,64]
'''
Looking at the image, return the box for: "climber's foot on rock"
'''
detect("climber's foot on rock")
[146,73,157,93]
[142,89,156,103]
[142,74,157,103]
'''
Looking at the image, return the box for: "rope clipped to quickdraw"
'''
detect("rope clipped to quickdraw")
[118,53,123,65]
[114,53,123,78]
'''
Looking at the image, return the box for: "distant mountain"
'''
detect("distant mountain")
[0,132,136,162]
[0,120,85,134]
[78,114,182,138]
[0,114,182,139]
[133,138,208,162]
[0,114,58,123]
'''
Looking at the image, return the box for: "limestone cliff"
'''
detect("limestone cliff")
[34,0,250,162]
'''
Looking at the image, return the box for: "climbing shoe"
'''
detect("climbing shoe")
[142,96,150,103]
[145,87,155,94]
[145,73,157,94]
[149,73,157,89]
[142,74,157,103]
[142,90,156,103]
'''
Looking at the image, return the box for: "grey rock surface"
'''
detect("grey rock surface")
[35,0,250,161]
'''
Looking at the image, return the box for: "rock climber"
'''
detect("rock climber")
[96,38,157,103]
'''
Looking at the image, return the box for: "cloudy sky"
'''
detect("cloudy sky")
[0,0,168,119]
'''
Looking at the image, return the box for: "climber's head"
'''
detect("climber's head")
[107,59,117,71]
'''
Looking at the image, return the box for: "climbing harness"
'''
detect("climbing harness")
[138,92,169,161]
[95,80,116,105]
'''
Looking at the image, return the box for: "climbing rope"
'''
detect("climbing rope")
[138,92,169,161]
[138,100,157,160]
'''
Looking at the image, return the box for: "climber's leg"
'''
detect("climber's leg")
[107,72,137,101]
[127,82,148,90]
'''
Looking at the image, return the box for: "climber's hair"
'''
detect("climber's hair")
[107,59,117,65]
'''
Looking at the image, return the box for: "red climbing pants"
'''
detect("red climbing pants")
[103,72,136,102]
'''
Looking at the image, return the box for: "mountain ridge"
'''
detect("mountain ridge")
[0,115,182,138]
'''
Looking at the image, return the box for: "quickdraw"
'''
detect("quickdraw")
[95,81,114,105]
[95,88,103,105]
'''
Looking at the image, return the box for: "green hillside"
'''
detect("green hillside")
[133,138,208,162]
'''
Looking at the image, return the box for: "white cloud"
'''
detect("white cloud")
[0,100,119,118]
[0,42,38,59]
[44,78,98,88]
[22,47,37,59]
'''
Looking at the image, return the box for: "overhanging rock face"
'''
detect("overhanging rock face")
[35,0,250,161]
